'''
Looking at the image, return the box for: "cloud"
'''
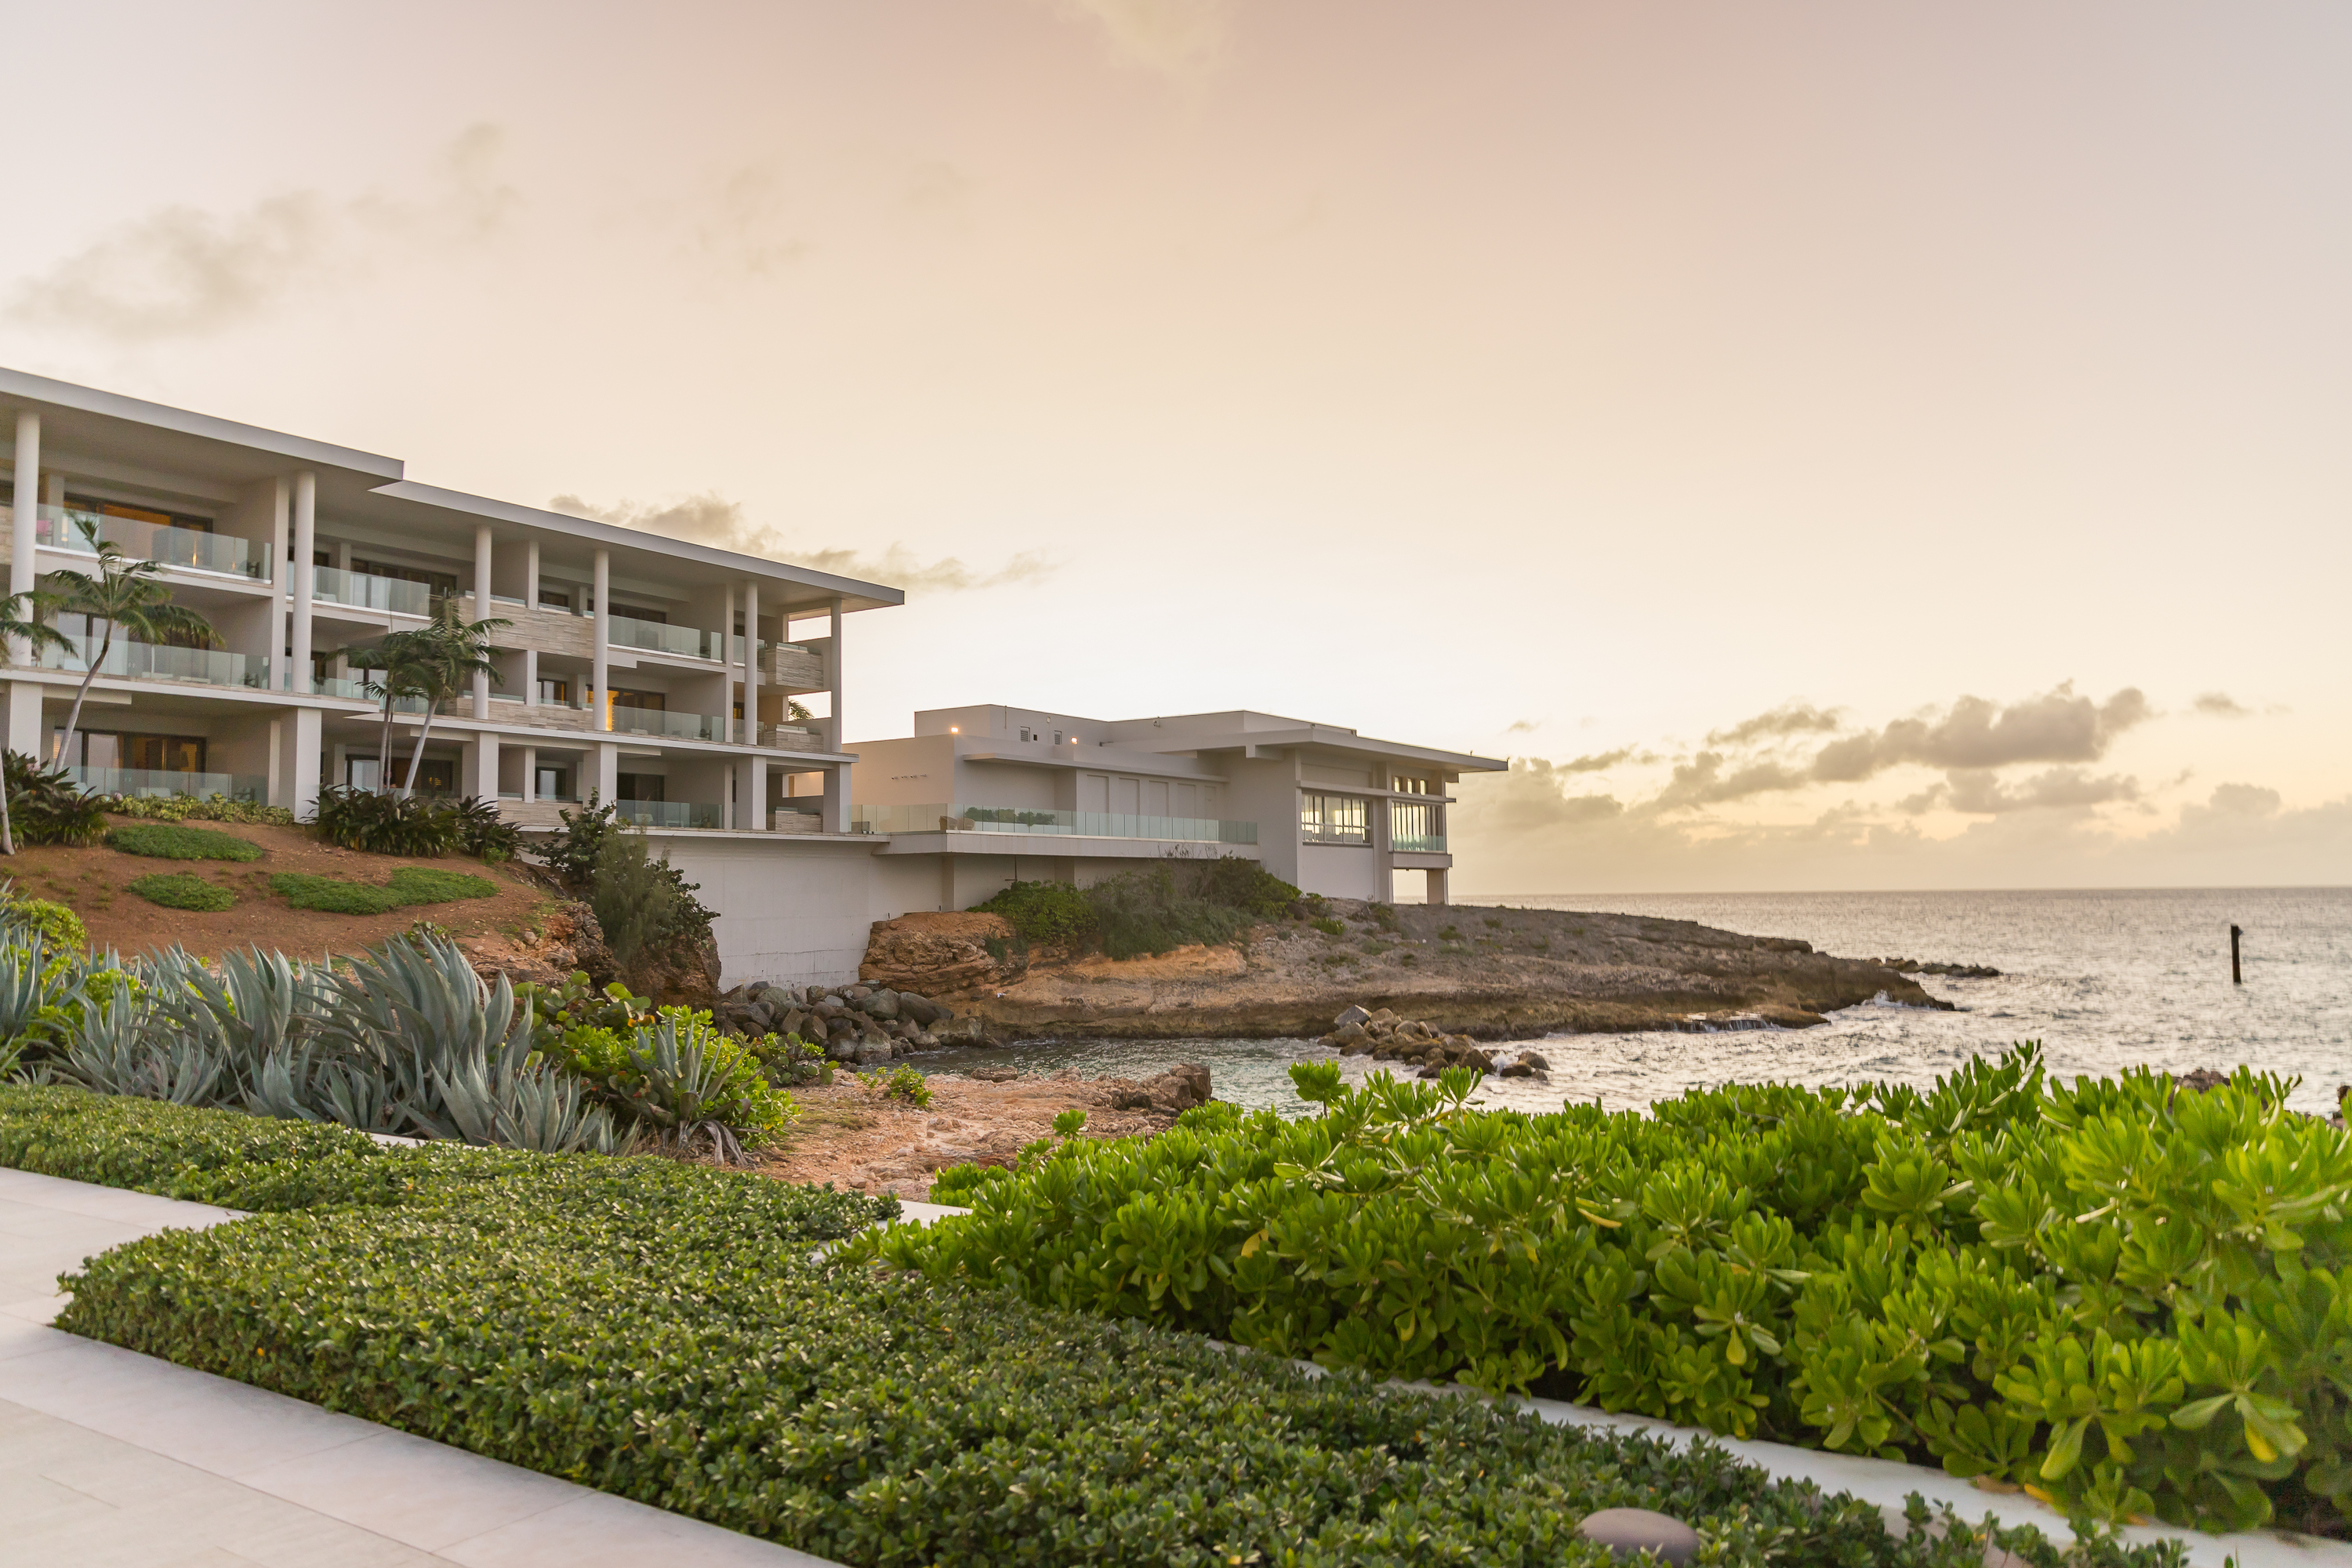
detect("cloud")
[1504,719,1540,734]
[1035,0,1233,78]
[1706,702,1843,747]
[1810,682,2149,783]
[1652,751,1811,810]
[1555,745,1649,773]
[2193,691,2254,718]
[6,125,515,341]
[1920,766,2141,815]
[548,491,1057,593]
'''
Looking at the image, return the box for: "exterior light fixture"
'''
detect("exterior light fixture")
[949,726,960,733]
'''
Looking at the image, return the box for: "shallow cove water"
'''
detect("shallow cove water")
[916,887,2352,1119]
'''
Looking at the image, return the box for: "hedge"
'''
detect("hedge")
[0,1085,2158,1567]
[884,1047,2352,1539]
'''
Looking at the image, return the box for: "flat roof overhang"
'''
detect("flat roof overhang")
[873,832,1263,862]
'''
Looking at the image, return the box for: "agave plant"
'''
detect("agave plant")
[57,985,224,1105]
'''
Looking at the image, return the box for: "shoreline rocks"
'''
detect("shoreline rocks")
[713,978,991,1064]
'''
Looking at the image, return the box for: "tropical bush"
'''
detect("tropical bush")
[744,1029,830,1086]
[528,797,716,980]
[129,873,234,911]
[856,1063,932,1108]
[311,784,460,856]
[105,795,296,826]
[270,866,499,914]
[445,794,521,862]
[105,823,265,862]
[0,1087,2125,1568]
[0,891,89,950]
[539,1007,797,1161]
[882,1047,2352,1538]
[973,855,1302,960]
[5,753,107,847]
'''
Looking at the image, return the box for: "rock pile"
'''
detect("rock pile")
[1104,1062,1214,1112]
[1875,956,2001,978]
[1319,1004,1494,1075]
[714,979,990,1066]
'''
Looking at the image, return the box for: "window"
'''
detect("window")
[1393,775,1430,794]
[1300,792,1369,844]
[608,688,665,711]
[64,494,213,535]
[539,589,572,611]
[1392,800,1443,850]
[347,756,454,793]
[536,677,572,705]
[53,731,206,773]
[616,772,666,803]
[612,605,667,624]
[535,765,572,800]
[351,559,459,600]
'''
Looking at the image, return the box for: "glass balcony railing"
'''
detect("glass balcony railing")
[1391,834,1448,854]
[615,800,722,829]
[41,636,270,690]
[606,705,731,742]
[848,802,1258,844]
[311,564,433,616]
[609,615,722,661]
[37,505,268,579]
[66,767,267,803]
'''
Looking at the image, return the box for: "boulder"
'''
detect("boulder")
[1142,1062,1212,1110]
[1333,1004,1371,1029]
[1331,1022,1367,1047]
[1575,1508,1698,1564]
[898,993,942,1025]
[864,989,901,1021]
[852,1040,894,1067]
[1519,1051,1552,1072]
[827,1039,862,1062]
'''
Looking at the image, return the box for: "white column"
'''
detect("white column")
[472,523,493,719]
[822,760,848,835]
[826,594,843,751]
[267,718,285,808]
[6,412,40,759]
[290,473,316,694]
[742,580,760,749]
[520,745,536,804]
[524,539,539,610]
[281,707,322,819]
[266,479,290,690]
[594,739,618,804]
[739,754,767,833]
[523,646,539,708]
[466,734,498,804]
[9,409,37,621]
[591,548,609,732]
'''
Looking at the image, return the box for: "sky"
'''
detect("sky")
[3,1,2347,893]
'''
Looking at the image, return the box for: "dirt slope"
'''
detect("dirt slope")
[3,818,559,964]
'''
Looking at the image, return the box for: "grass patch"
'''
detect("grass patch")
[270,866,500,915]
[103,824,265,862]
[0,1084,2105,1567]
[127,873,234,911]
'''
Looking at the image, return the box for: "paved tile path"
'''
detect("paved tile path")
[0,1167,842,1568]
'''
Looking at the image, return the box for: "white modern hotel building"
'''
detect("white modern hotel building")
[0,368,1496,983]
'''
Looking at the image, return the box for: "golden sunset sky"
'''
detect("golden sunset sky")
[6,2,2347,891]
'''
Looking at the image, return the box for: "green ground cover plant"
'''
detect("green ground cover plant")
[0,1084,2144,1568]
[270,866,498,914]
[975,855,1302,960]
[104,796,297,826]
[129,873,234,911]
[104,824,265,862]
[887,1047,2352,1539]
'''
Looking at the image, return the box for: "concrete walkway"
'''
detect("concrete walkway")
[0,1167,841,1568]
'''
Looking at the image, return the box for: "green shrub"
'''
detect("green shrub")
[5,753,106,847]
[129,873,234,911]
[0,893,89,949]
[104,823,265,862]
[106,795,296,826]
[444,795,522,862]
[542,1007,797,1159]
[856,1063,931,1108]
[311,784,460,856]
[270,866,498,914]
[1311,916,1345,936]
[3,1084,2100,1568]
[878,1047,2352,1538]
[971,878,1096,945]
[528,799,715,983]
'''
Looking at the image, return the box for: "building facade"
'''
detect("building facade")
[848,705,1501,909]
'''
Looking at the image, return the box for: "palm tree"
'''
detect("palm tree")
[40,531,222,773]
[398,608,509,797]
[341,626,438,792]
[0,588,75,855]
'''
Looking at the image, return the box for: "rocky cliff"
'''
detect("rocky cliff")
[858,899,1954,1041]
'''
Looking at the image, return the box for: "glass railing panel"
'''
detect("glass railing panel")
[606,706,731,742]
[1391,836,1448,854]
[37,505,268,579]
[613,800,722,829]
[40,637,270,689]
[310,564,434,616]
[608,615,721,660]
[846,802,1257,844]
[65,767,268,802]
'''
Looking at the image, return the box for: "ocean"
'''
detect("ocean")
[919,887,2352,1120]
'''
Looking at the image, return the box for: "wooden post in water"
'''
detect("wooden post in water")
[2230,924,2244,985]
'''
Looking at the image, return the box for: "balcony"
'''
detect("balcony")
[762,724,825,752]
[615,800,723,829]
[849,802,1258,844]
[65,767,267,802]
[765,640,826,689]
[38,505,268,580]
[41,635,270,691]
[1391,834,1449,854]
[607,705,731,743]
[312,564,433,617]
[609,614,723,662]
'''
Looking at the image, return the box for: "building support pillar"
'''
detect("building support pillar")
[1425,866,1449,907]
[735,754,766,833]
[278,706,322,820]
[7,411,40,754]
[822,760,848,835]
[289,474,316,693]
[522,647,538,709]
[826,594,843,751]
[742,580,760,747]
[594,739,617,806]
[265,478,291,690]
[590,548,609,735]
[472,523,493,718]
[520,745,536,804]
[463,733,497,804]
